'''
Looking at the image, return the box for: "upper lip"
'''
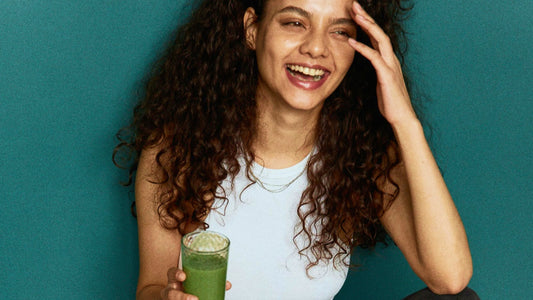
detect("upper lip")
[286,63,331,73]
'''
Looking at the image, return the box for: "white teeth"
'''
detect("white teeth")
[287,64,325,77]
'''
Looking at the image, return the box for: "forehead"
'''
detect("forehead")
[264,0,353,17]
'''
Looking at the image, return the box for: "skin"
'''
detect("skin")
[349,2,472,293]
[245,0,357,167]
[135,1,473,299]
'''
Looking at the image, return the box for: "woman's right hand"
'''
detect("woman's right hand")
[161,267,232,300]
[160,267,196,300]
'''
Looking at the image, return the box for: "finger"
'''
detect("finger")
[225,280,232,291]
[167,267,187,283]
[352,1,376,23]
[349,38,397,86]
[167,267,179,283]
[348,38,388,71]
[353,13,392,58]
[349,2,378,49]
[351,2,396,60]
[165,288,198,300]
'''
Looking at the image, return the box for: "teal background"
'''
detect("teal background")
[1,0,531,299]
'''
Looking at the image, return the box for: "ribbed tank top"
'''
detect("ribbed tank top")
[205,152,349,299]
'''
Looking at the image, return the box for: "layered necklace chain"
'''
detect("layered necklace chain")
[249,149,312,193]
[249,164,307,193]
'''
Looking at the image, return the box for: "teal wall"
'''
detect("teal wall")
[1,1,531,299]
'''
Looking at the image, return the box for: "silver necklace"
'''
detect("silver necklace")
[250,165,307,193]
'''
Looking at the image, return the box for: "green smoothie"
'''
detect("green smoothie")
[181,231,230,300]
[183,253,227,299]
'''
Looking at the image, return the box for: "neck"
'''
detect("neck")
[252,96,320,169]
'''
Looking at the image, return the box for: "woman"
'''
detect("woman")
[115,0,476,299]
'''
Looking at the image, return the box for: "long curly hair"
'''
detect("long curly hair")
[114,0,414,271]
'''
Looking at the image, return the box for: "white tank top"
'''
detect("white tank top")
[205,153,349,300]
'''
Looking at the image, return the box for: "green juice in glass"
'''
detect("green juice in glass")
[183,253,227,299]
[181,231,230,300]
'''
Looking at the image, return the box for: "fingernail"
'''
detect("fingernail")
[353,1,362,10]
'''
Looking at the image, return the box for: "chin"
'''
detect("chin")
[287,98,325,112]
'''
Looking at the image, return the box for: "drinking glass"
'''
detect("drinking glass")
[181,230,230,300]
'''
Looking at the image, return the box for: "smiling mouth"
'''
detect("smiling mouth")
[286,64,327,82]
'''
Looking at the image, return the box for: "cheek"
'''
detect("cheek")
[264,33,300,55]
[259,36,300,69]
[335,47,356,74]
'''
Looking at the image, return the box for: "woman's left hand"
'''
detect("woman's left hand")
[348,1,417,126]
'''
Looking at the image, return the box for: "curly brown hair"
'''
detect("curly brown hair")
[114,0,414,271]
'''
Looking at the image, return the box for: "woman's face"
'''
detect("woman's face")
[245,0,356,113]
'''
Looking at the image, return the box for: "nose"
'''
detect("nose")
[300,29,329,58]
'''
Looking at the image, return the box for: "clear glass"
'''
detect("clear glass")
[181,230,230,300]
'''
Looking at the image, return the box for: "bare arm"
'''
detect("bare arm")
[349,2,472,294]
[135,147,184,299]
[380,121,472,294]
[135,146,231,299]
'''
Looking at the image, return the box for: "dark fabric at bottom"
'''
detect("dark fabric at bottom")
[403,287,480,300]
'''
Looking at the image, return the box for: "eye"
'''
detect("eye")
[283,21,304,27]
[334,30,350,37]
[280,19,307,32]
[332,28,356,40]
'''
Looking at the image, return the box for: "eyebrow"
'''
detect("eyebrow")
[277,6,311,18]
[330,18,357,28]
[276,6,356,28]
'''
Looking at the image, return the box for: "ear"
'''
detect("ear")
[243,7,258,50]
